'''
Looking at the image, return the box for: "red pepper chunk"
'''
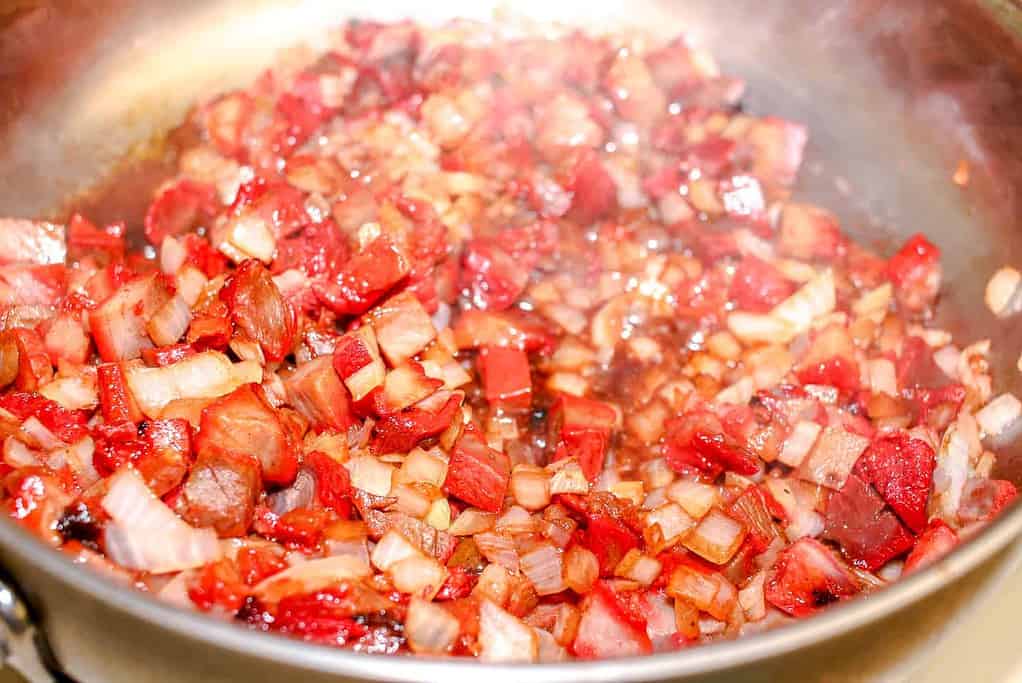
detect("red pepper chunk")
[853,432,935,533]
[765,538,859,617]
[887,233,941,312]
[663,410,759,478]
[0,392,90,444]
[370,392,462,454]
[443,430,510,512]
[477,346,532,409]
[903,520,958,574]
[796,356,861,393]
[306,451,353,518]
[582,514,640,577]
[566,150,619,225]
[315,237,410,316]
[97,363,143,424]
[550,394,616,481]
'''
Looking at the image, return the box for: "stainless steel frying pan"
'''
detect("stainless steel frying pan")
[1,1,1021,681]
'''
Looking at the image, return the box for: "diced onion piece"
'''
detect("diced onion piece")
[548,459,589,495]
[390,555,447,599]
[778,420,822,467]
[715,377,755,405]
[336,326,386,401]
[726,312,795,345]
[372,292,437,367]
[175,265,208,308]
[976,393,1022,438]
[425,498,451,531]
[511,465,552,511]
[764,478,825,540]
[520,544,566,595]
[772,269,836,332]
[540,303,588,335]
[473,564,512,606]
[448,508,496,536]
[934,413,979,520]
[682,508,746,564]
[406,598,460,654]
[4,437,36,467]
[253,555,371,603]
[102,468,221,573]
[18,417,61,450]
[959,340,992,404]
[370,529,423,572]
[39,374,98,411]
[478,599,538,663]
[738,572,767,622]
[124,351,261,419]
[400,447,448,487]
[222,214,276,263]
[146,295,192,347]
[797,426,870,490]
[614,549,662,586]
[475,532,520,571]
[160,236,187,275]
[495,506,537,534]
[852,283,893,321]
[645,503,696,553]
[639,457,675,491]
[345,455,394,497]
[610,480,644,506]
[563,545,599,594]
[666,480,717,519]
[546,372,588,397]
[985,266,1022,317]
[667,566,721,615]
[933,345,961,379]
[867,358,897,397]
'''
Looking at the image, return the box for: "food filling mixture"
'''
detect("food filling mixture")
[0,19,1019,661]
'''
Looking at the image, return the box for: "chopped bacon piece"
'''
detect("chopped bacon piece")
[444,430,510,512]
[460,241,530,312]
[176,447,261,537]
[196,384,297,486]
[89,274,172,361]
[0,392,89,444]
[284,356,355,432]
[220,260,297,363]
[135,418,192,496]
[305,451,353,518]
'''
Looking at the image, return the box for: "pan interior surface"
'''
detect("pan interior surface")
[0,1,1021,681]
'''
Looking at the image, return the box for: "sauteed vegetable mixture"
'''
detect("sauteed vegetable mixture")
[0,19,1018,660]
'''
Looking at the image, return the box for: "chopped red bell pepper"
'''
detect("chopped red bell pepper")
[443,430,510,512]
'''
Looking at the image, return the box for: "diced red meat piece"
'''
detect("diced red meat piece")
[176,447,261,537]
[823,473,915,571]
[143,180,218,245]
[460,240,530,312]
[135,418,192,496]
[729,256,795,313]
[443,430,510,512]
[220,259,297,363]
[765,538,859,617]
[565,150,619,225]
[903,520,958,574]
[887,233,942,313]
[853,433,935,533]
[196,384,297,486]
